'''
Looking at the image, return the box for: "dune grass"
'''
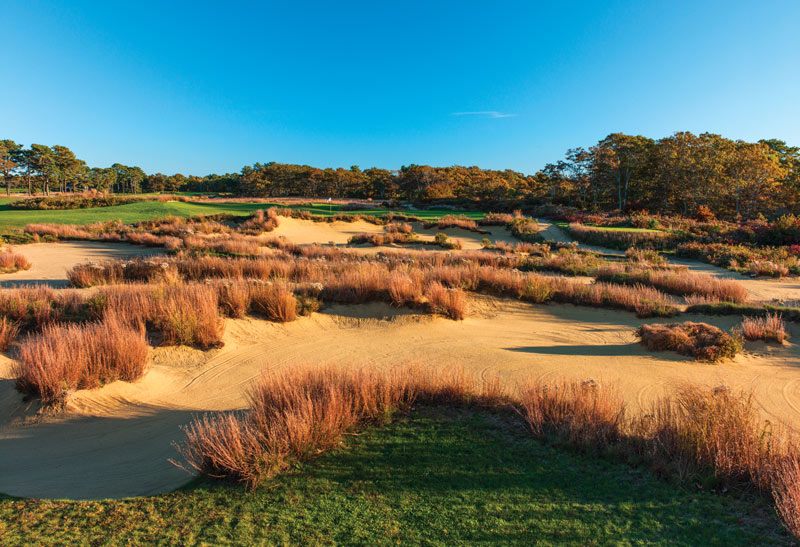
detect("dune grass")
[0,408,788,546]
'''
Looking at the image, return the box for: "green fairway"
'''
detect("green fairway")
[0,408,786,546]
[0,200,484,231]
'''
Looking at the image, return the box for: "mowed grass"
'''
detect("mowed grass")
[0,408,787,546]
[0,200,484,230]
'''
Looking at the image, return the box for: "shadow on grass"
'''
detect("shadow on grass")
[0,406,790,545]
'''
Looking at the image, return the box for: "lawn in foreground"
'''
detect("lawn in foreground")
[0,408,787,546]
[0,200,484,231]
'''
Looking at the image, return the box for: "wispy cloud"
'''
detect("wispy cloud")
[451,111,517,119]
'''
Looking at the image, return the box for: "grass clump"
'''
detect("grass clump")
[249,282,297,322]
[0,317,20,351]
[13,314,148,405]
[636,321,743,362]
[0,248,32,273]
[741,313,789,343]
[424,281,467,319]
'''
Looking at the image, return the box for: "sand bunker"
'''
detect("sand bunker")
[0,242,164,288]
[2,297,800,499]
[270,216,385,244]
[269,216,516,250]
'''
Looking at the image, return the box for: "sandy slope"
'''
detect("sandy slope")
[269,216,517,250]
[270,217,386,244]
[2,297,800,499]
[0,242,164,288]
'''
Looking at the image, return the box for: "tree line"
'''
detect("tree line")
[2,132,798,219]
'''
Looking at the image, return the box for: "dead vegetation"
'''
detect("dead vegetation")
[741,313,789,343]
[636,322,743,362]
[0,248,32,273]
[13,314,148,404]
[172,365,800,540]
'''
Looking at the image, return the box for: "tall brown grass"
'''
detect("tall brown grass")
[101,284,224,349]
[0,248,32,273]
[741,313,788,343]
[597,264,748,303]
[240,208,280,233]
[13,314,148,404]
[424,282,467,320]
[68,259,179,287]
[249,283,297,322]
[519,379,624,447]
[774,457,800,539]
[0,317,20,351]
[174,365,508,487]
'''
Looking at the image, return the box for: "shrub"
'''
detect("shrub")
[508,216,541,242]
[240,208,280,233]
[694,205,716,222]
[295,294,321,316]
[741,313,788,343]
[384,222,413,234]
[10,195,140,210]
[636,322,743,362]
[433,232,462,250]
[13,314,148,404]
[676,242,800,278]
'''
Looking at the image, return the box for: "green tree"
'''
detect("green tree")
[0,140,22,196]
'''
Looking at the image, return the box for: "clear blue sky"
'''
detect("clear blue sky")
[3,1,799,176]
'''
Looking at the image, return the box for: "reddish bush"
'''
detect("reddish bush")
[636,322,743,361]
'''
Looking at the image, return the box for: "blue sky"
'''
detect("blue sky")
[3,1,799,175]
